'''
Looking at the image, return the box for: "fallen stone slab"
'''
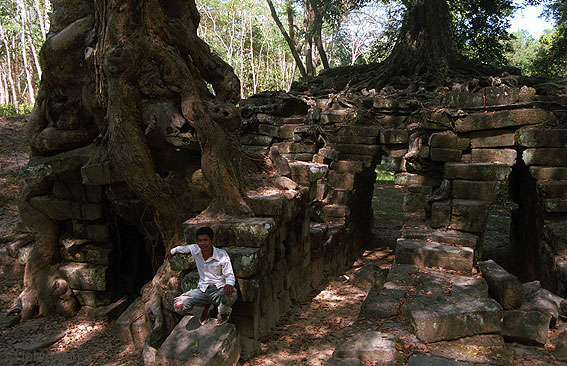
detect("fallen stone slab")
[555,330,567,361]
[451,276,489,299]
[350,263,387,291]
[360,288,405,319]
[331,330,402,363]
[116,297,150,349]
[410,298,503,343]
[395,239,474,273]
[13,331,65,351]
[385,264,419,289]
[402,229,478,249]
[478,260,524,310]
[521,281,563,327]
[407,354,473,366]
[427,334,512,365]
[502,310,551,346]
[402,294,452,318]
[155,315,240,366]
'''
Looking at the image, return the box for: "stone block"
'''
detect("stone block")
[407,354,473,366]
[515,129,567,147]
[537,181,567,198]
[320,109,353,124]
[116,297,149,349]
[478,260,524,310]
[502,310,551,346]
[53,179,87,201]
[431,201,451,228]
[529,166,567,181]
[471,130,515,148]
[429,131,469,150]
[327,189,353,205]
[402,229,478,248]
[451,277,489,298]
[451,180,503,202]
[333,125,381,137]
[257,123,280,137]
[81,161,120,185]
[60,237,111,265]
[332,331,402,362]
[394,173,441,187]
[523,148,567,167]
[240,134,273,146]
[544,198,567,213]
[279,124,302,139]
[444,163,510,181]
[155,316,240,366]
[350,263,387,291]
[225,247,262,278]
[72,222,111,242]
[321,204,350,219]
[455,108,551,132]
[328,143,380,156]
[329,160,363,173]
[328,171,355,190]
[556,330,567,360]
[85,185,103,203]
[450,200,489,233]
[73,290,112,307]
[381,144,407,157]
[395,239,474,273]
[430,148,462,162]
[380,129,409,144]
[426,334,511,365]
[410,298,503,343]
[60,262,107,291]
[289,161,328,185]
[319,148,340,160]
[236,277,259,303]
[273,141,317,153]
[104,182,137,201]
[471,148,517,166]
[521,284,562,327]
[273,176,298,191]
[30,196,81,220]
[544,221,567,256]
[169,253,196,271]
[328,135,377,144]
[183,217,276,248]
[244,192,287,217]
[403,192,427,215]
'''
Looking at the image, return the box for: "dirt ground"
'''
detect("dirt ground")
[0,115,559,365]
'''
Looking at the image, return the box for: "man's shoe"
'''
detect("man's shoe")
[200,304,211,325]
[216,308,232,326]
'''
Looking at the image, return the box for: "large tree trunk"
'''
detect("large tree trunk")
[15,0,260,344]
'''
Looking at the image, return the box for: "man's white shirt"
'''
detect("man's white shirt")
[170,244,235,292]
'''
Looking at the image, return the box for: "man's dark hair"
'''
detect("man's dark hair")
[196,226,214,240]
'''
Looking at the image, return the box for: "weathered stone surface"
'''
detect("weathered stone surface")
[515,129,567,148]
[326,358,363,366]
[478,260,524,310]
[60,237,111,265]
[72,222,111,242]
[289,161,328,185]
[395,239,474,273]
[53,179,87,201]
[155,316,240,366]
[73,290,112,307]
[430,201,451,228]
[257,123,280,137]
[470,130,515,148]
[556,330,567,360]
[455,108,551,132]
[320,109,354,124]
[328,135,377,144]
[381,145,407,157]
[350,264,387,291]
[444,163,510,181]
[521,283,562,327]
[502,310,551,346]
[327,189,353,205]
[328,143,380,156]
[360,288,404,319]
[321,204,349,219]
[244,192,287,217]
[451,277,489,298]
[522,148,567,167]
[279,123,302,139]
[60,262,107,291]
[450,200,489,233]
[236,277,259,303]
[544,221,567,256]
[402,229,478,248]
[183,217,276,248]
[403,192,427,216]
[380,129,409,144]
[328,171,356,190]
[385,264,418,288]
[402,294,452,318]
[30,196,94,221]
[471,148,517,166]
[427,334,512,365]
[273,141,317,153]
[225,247,262,278]
[81,161,122,185]
[319,148,340,160]
[332,331,402,362]
[410,298,503,343]
[429,131,469,150]
[544,198,567,213]
[116,297,150,349]
[537,181,567,198]
[407,354,473,366]
[430,148,462,162]
[240,134,273,146]
[329,160,363,173]
[394,173,441,187]
[451,180,503,202]
[334,125,381,137]
[529,166,567,181]
[273,176,297,191]
[169,253,197,271]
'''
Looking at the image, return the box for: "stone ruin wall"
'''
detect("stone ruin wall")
[5,82,567,352]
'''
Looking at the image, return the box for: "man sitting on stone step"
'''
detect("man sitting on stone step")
[165,226,237,326]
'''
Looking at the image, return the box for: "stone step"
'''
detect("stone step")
[402,229,478,248]
[331,330,402,363]
[410,298,503,343]
[395,239,474,273]
[155,315,240,366]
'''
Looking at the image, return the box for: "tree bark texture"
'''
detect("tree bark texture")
[17,0,258,340]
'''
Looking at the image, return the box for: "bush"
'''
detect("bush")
[0,103,33,116]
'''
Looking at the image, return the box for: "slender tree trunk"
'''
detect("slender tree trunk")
[34,0,47,40]
[0,24,17,105]
[249,13,257,94]
[266,0,307,78]
[304,2,315,76]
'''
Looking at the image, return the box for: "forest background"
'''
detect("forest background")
[0,0,566,116]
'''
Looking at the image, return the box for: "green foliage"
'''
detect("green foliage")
[504,30,541,75]
[449,0,516,67]
[529,0,567,77]
[0,102,33,116]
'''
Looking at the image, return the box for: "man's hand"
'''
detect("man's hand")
[164,251,172,261]
[223,284,234,298]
